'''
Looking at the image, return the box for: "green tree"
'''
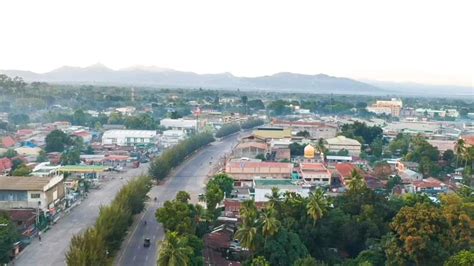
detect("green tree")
[107,112,124,124]
[12,164,31,176]
[215,123,240,138]
[296,130,311,138]
[259,228,309,266]
[45,129,72,152]
[259,207,281,238]
[0,212,18,264]
[444,250,474,266]
[3,149,17,159]
[251,256,271,266]
[207,173,234,198]
[293,256,323,266]
[36,150,48,162]
[65,228,107,266]
[306,188,329,225]
[158,231,193,266]
[205,182,224,213]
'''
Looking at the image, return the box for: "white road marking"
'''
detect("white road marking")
[145,255,148,261]
[133,255,136,261]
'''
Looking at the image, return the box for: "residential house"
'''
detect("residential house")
[0,175,65,212]
[325,136,361,156]
[334,163,361,185]
[411,178,448,194]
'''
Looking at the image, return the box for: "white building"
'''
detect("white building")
[160,130,186,148]
[325,136,362,156]
[253,178,311,202]
[31,162,62,177]
[160,118,197,132]
[102,130,157,146]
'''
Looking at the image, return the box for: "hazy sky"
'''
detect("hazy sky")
[1,0,472,86]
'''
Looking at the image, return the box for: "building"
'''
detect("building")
[0,157,13,175]
[325,136,361,156]
[0,175,65,211]
[31,162,62,177]
[253,178,311,202]
[253,127,292,140]
[1,136,16,148]
[426,139,456,153]
[334,163,361,185]
[160,130,186,148]
[367,98,403,117]
[101,130,157,146]
[411,178,448,194]
[271,120,338,139]
[232,142,268,159]
[299,163,332,185]
[225,161,293,184]
[160,118,197,132]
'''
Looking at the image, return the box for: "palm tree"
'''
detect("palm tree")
[306,188,328,225]
[348,169,367,193]
[455,139,466,168]
[235,223,258,251]
[240,199,258,225]
[265,187,282,211]
[259,207,280,238]
[158,231,193,266]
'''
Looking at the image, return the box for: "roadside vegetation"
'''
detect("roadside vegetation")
[65,175,151,265]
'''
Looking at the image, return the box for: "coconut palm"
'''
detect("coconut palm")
[306,188,328,225]
[348,169,367,193]
[455,139,466,168]
[240,199,258,225]
[259,207,280,238]
[158,231,193,266]
[235,222,258,251]
[265,187,282,210]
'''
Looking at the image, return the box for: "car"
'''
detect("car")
[144,238,151,247]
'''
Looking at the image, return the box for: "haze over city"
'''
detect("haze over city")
[0,0,473,87]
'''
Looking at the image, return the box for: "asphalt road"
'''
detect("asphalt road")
[15,164,150,266]
[115,134,239,266]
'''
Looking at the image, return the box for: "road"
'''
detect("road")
[116,134,239,266]
[15,164,149,266]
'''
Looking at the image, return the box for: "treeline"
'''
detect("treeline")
[215,123,241,138]
[149,132,214,180]
[240,119,265,129]
[66,176,151,265]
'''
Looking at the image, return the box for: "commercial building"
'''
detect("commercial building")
[160,130,186,148]
[325,136,361,156]
[160,118,197,132]
[232,142,268,159]
[271,120,338,139]
[367,98,403,117]
[225,161,293,183]
[299,163,332,185]
[253,127,292,140]
[102,130,157,146]
[0,175,65,211]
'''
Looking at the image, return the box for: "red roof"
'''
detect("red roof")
[1,136,16,148]
[0,157,13,172]
[16,129,34,136]
[412,177,446,189]
[462,135,474,146]
[335,163,358,178]
[301,163,328,172]
[73,131,91,137]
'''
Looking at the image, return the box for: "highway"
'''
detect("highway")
[15,164,149,266]
[115,134,239,266]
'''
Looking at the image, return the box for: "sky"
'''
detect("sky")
[0,0,472,86]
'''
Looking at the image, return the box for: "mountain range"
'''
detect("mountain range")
[1,64,472,97]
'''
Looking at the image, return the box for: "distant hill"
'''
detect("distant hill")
[1,64,385,95]
[362,80,473,97]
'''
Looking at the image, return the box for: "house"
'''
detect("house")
[160,118,197,132]
[1,136,16,148]
[0,175,65,212]
[367,98,403,117]
[396,161,423,182]
[427,139,456,153]
[0,157,13,175]
[299,163,332,185]
[225,161,293,184]
[326,136,362,156]
[271,119,338,139]
[232,142,268,159]
[101,130,157,146]
[72,130,93,144]
[411,178,448,194]
[334,163,361,185]
[253,178,311,202]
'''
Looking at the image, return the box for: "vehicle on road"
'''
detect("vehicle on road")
[144,238,151,247]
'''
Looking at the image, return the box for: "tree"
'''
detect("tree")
[387,175,402,191]
[176,191,191,203]
[265,187,283,212]
[36,150,48,162]
[215,123,240,138]
[293,256,323,266]
[296,131,311,138]
[259,207,281,238]
[385,204,450,266]
[107,112,124,124]
[251,256,270,266]
[444,250,474,266]
[255,153,266,161]
[61,149,81,165]
[306,188,329,225]
[65,228,107,266]
[72,109,87,126]
[45,129,72,152]
[12,164,31,176]
[235,222,258,251]
[158,232,193,266]
[0,212,18,264]
[2,149,17,159]
[207,173,234,197]
[259,228,309,266]
[455,139,466,168]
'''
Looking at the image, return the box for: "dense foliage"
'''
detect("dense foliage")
[149,132,214,180]
[66,176,151,265]
[215,123,241,138]
[241,119,265,129]
[0,212,19,264]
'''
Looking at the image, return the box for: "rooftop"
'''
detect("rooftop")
[59,165,106,173]
[0,176,53,191]
[102,130,157,138]
[326,136,361,146]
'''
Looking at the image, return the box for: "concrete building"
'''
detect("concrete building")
[367,98,403,117]
[271,119,338,139]
[160,118,197,132]
[299,163,332,185]
[253,178,311,202]
[232,142,268,159]
[102,130,157,146]
[325,136,361,156]
[253,127,292,140]
[0,175,65,211]
[225,161,293,184]
[160,130,186,148]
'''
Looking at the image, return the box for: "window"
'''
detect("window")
[31,193,41,199]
